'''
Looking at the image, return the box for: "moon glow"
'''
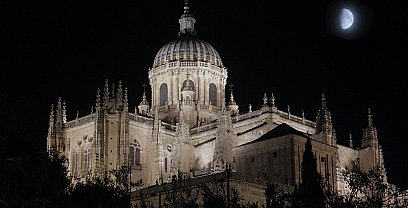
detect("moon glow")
[340,8,354,29]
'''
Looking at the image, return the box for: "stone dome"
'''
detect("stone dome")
[153,36,223,68]
[152,2,223,69]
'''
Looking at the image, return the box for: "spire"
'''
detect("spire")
[227,83,238,115]
[179,0,197,36]
[95,88,101,109]
[62,101,67,124]
[367,108,373,127]
[140,84,149,105]
[117,80,123,103]
[124,87,128,107]
[362,108,378,147]
[228,91,237,106]
[49,104,54,122]
[111,83,116,99]
[103,79,109,104]
[138,83,150,115]
[228,83,236,106]
[321,94,326,111]
[57,97,62,116]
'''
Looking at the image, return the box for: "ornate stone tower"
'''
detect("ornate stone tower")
[148,1,228,128]
[359,109,387,181]
[47,97,67,157]
[314,94,336,146]
[92,80,130,176]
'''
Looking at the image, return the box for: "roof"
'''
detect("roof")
[242,123,308,146]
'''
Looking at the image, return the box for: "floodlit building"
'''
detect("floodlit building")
[46,1,387,204]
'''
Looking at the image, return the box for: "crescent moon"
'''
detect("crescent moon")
[340,8,354,30]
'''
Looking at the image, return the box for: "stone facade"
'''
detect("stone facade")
[46,1,387,204]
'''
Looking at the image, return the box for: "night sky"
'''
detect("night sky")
[2,1,407,189]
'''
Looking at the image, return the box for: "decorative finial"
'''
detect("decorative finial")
[321,94,326,110]
[287,105,291,119]
[349,134,353,148]
[49,104,54,121]
[229,83,234,93]
[62,101,67,124]
[184,0,189,12]
[96,88,101,107]
[367,108,373,127]
[103,79,109,103]
[124,87,128,107]
[140,84,149,106]
[111,83,115,99]
[270,93,275,106]
[263,93,268,107]
[249,104,252,112]
[117,80,123,101]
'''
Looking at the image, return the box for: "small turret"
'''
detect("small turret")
[138,84,150,116]
[179,0,197,37]
[227,84,239,115]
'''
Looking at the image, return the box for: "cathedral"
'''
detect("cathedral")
[46,1,387,202]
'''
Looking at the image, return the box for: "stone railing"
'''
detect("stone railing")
[190,122,218,135]
[130,114,153,123]
[276,110,315,127]
[65,114,96,128]
[231,109,266,123]
[230,107,315,128]
[161,122,177,131]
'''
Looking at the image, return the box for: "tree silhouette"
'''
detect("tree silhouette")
[293,137,325,207]
[68,166,131,208]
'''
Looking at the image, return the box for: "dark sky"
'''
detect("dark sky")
[1,1,407,189]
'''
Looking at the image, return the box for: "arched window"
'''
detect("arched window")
[160,83,168,106]
[72,152,77,173]
[84,147,90,170]
[130,140,141,166]
[209,83,217,106]
[182,79,194,91]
